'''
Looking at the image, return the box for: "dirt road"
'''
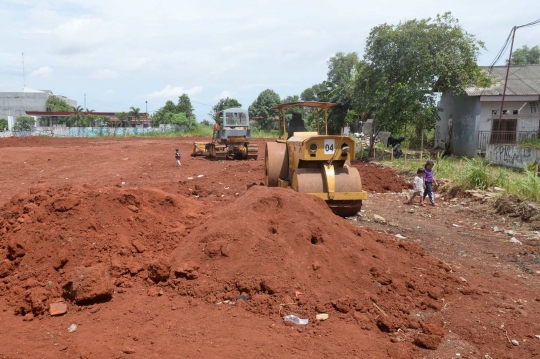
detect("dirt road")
[0,136,539,358]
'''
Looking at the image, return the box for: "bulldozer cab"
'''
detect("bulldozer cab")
[213,108,251,140]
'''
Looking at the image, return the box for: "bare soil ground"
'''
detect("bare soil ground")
[0,136,539,359]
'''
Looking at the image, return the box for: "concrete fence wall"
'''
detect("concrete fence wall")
[0,125,186,139]
[486,144,540,169]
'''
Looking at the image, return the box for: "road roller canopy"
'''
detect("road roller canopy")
[271,102,337,139]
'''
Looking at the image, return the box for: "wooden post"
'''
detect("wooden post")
[420,151,423,161]
[535,164,539,176]
[488,167,492,189]
[391,147,394,161]
[404,152,407,165]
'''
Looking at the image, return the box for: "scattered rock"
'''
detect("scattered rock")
[511,339,519,346]
[173,261,200,280]
[509,237,522,245]
[131,240,146,253]
[49,302,67,316]
[148,257,172,282]
[316,313,329,321]
[406,208,415,214]
[388,222,398,227]
[312,262,321,271]
[63,264,114,304]
[123,347,136,354]
[23,313,34,322]
[414,333,442,350]
[68,324,77,333]
[505,230,516,236]
[493,226,502,233]
[89,306,101,314]
[373,214,386,225]
[535,335,540,340]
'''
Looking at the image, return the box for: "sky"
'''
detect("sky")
[1,0,539,121]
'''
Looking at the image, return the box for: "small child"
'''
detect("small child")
[175,148,181,167]
[408,168,425,205]
[422,160,438,206]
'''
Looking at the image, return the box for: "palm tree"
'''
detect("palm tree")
[129,107,141,125]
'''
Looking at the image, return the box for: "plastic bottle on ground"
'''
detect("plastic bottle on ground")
[283,315,308,325]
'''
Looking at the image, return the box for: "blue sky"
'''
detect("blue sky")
[1,0,539,121]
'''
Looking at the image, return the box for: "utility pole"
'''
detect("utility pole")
[145,101,148,116]
[22,51,26,88]
[497,26,517,136]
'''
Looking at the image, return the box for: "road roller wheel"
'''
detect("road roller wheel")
[328,201,362,217]
[265,142,288,187]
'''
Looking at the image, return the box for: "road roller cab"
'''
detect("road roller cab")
[264,102,367,217]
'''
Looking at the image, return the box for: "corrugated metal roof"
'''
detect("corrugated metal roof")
[465,65,540,96]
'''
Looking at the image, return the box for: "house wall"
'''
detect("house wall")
[436,92,481,157]
[486,144,540,169]
[478,100,540,133]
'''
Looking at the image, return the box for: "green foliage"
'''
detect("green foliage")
[46,95,72,112]
[152,95,196,128]
[114,112,129,128]
[13,116,35,131]
[509,45,540,65]
[460,157,493,189]
[129,107,141,123]
[177,94,195,123]
[0,119,8,131]
[300,83,327,102]
[249,89,281,130]
[512,168,540,202]
[211,97,242,119]
[519,138,540,148]
[200,119,211,126]
[360,13,491,136]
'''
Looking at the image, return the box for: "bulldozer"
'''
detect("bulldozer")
[192,108,258,160]
[264,102,367,217]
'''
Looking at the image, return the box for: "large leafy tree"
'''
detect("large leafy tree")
[248,89,281,129]
[358,12,491,152]
[177,94,195,123]
[13,116,35,131]
[46,95,72,112]
[509,45,540,65]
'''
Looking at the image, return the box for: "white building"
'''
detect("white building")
[0,88,77,130]
[436,65,540,157]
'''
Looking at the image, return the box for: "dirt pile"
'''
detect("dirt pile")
[167,186,461,349]
[352,162,412,193]
[0,184,203,316]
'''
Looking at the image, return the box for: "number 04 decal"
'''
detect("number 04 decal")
[324,139,335,154]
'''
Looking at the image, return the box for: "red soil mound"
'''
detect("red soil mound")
[353,162,411,193]
[0,184,203,315]
[168,186,457,349]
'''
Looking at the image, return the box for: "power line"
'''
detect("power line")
[191,100,213,108]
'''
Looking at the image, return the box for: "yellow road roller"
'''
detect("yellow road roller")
[264,101,367,217]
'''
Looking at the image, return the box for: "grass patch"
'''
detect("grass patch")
[383,155,540,203]
[518,138,540,148]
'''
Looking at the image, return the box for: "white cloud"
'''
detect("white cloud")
[216,90,233,100]
[104,89,115,95]
[92,69,118,80]
[147,85,203,100]
[29,66,52,78]
[52,18,117,55]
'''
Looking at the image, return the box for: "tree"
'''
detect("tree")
[248,89,281,129]
[327,52,361,87]
[300,83,327,102]
[177,94,195,126]
[510,45,540,65]
[129,107,141,124]
[359,12,491,153]
[0,119,8,131]
[46,95,72,112]
[115,112,129,127]
[13,116,35,131]
[281,95,304,117]
[211,97,242,119]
